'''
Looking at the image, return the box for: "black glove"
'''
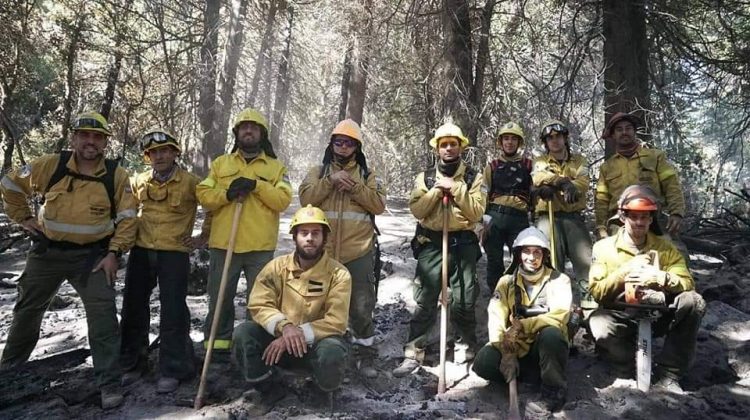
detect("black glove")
[560,180,579,204]
[537,185,556,200]
[226,177,256,201]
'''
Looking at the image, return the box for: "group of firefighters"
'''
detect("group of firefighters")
[0,107,705,415]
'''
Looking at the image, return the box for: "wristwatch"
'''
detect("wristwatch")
[109,249,123,258]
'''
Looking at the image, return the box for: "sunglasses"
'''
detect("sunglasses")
[73,118,106,130]
[331,138,358,148]
[541,123,569,138]
[140,132,175,150]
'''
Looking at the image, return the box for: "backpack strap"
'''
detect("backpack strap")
[424,166,477,190]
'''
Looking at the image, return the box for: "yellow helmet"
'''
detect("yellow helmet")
[331,119,363,144]
[233,108,268,132]
[140,129,181,161]
[497,121,525,145]
[539,120,569,141]
[429,122,470,149]
[72,112,112,137]
[289,205,331,233]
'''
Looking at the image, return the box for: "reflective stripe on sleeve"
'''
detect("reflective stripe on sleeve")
[324,211,370,222]
[43,218,114,235]
[1,176,24,193]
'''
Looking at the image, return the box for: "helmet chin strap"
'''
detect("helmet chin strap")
[333,152,354,164]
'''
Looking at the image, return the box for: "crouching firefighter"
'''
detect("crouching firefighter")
[232,205,352,393]
[473,227,571,415]
[0,112,137,409]
[393,122,486,377]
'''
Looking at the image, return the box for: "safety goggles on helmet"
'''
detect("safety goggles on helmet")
[140,131,176,151]
[331,137,358,148]
[74,118,107,131]
[620,196,658,211]
[541,123,569,139]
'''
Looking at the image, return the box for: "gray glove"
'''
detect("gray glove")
[560,180,579,204]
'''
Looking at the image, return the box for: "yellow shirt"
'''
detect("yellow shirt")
[532,153,589,213]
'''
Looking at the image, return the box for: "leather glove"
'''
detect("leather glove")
[537,185,556,200]
[226,177,256,201]
[611,254,653,284]
[560,180,579,204]
[499,352,520,383]
[626,266,669,289]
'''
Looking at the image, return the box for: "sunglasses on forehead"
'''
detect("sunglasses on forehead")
[331,138,358,148]
[73,118,106,130]
[541,124,569,138]
[140,132,175,150]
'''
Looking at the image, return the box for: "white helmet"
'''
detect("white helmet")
[512,227,550,251]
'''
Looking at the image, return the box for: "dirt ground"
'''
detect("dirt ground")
[1,200,749,419]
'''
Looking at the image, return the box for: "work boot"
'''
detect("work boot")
[100,386,124,410]
[156,377,180,394]
[653,369,683,393]
[353,344,378,379]
[525,384,566,415]
[392,358,420,378]
[454,340,476,364]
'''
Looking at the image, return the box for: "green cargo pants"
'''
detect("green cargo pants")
[345,250,376,344]
[536,211,592,306]
[589,290,705,377]
[232,321,348,391]
[485,207,528,290]
[0,247,121,388]
[404,231,480,362]
[203,249,274,350]
[472,326,568,388]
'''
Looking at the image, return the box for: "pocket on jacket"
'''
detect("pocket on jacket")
[88,194,111,219]
[42,191,63,220]
[217,167,240,188]
[604,169,624,192]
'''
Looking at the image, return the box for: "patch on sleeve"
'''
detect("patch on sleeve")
[491,290,501,300]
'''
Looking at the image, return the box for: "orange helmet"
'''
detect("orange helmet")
[618,185,660,211]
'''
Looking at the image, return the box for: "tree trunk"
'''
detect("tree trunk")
[338,43,353,122]
[442,0,473,133]
[602,0,650,157]
[270,5,294,160]
[57,13,86,152]
[467,0,495,142]
[197,0,221,175]
[100,50,122,120]
[248,0,279,107]
[213,0,250,156]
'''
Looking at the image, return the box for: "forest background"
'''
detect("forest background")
[1,0,748,217]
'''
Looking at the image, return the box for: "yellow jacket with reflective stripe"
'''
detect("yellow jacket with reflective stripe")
[196,151,292,253]
[298,161,386,264]
[482,154,530,211]
[0,153,137,253]
[487,267,572,357]
[589,229,693,304]
[132,167,200,252]
[594,146,685,229]
[249,251,352,344]
[532,153,589,213]
[410,162,486,233]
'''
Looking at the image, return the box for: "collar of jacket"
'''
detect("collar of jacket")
[65,152,108,176]
[286,250,333,277]
[514,266,553,304]
[147,166,182,185]
[543,150,570,163]
[332,159,357,172]
[614,227,656,256]
[230,150,269,165]
[497,153,523,163]
[612,144,645,160]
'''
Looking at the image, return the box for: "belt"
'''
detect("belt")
[488,203,527,217]
[48,237,110,250]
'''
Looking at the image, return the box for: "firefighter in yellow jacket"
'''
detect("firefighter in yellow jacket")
[482,121,533,290]
[0,112,137,409]
[232,205,351,392]
[473,227,571,414]
[595,112,685,239]
[532,120,593,308]
[299,119,386,378]
[393,122,486,377]
[197,108,292,351]
[120,129,206,393]
[589,185,705,392]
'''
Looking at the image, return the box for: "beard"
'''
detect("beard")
[296,242,325,261]
[333,151,355,164]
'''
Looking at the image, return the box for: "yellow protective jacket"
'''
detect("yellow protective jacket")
[532,153,589,213]
[594,146,685,229]
[132,167,201,253]
[487,266,572,357]
[249,251,352,344]
[298,161,386,264]
[197,151,292,253]
[589,229,693,304]
[482,154,532,211]
[410,162,486,233]
[1,153,136,253]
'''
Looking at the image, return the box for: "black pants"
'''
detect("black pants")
[120,246,196,379]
